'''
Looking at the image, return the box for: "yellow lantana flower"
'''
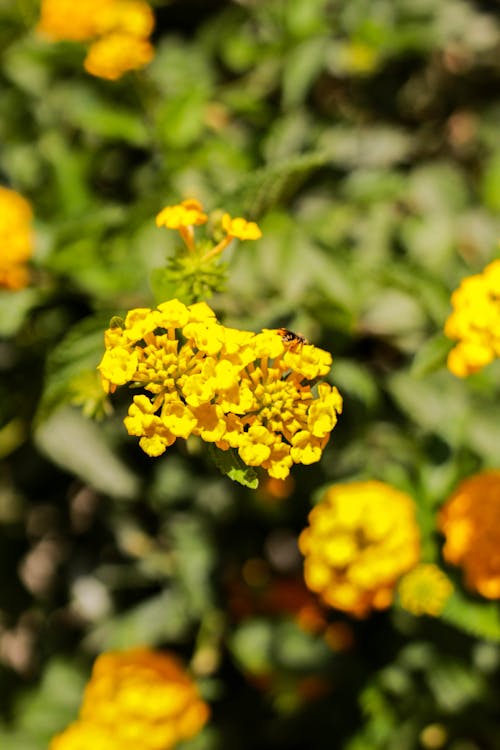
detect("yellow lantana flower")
[98,299,342,479]
[444,259,500,376]
[49,648,210,750]
[156,199,208,230]
[398,563,453,616]
[299,481,420,617]
[0,186,34,290]
[439,471,500,599]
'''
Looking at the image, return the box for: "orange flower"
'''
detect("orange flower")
[50,648,210,750]
[439,471,500,599]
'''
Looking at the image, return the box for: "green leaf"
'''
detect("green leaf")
[410,333,453,377]
[0,289,40,337]
[84,590,191,651]
[48,82,150,146]
[282,36,329,109]
[441,588,500,642]
[34,406,140,500]
[167,514,216,616]
[150,267,182,305]
[0,659,86,749]
[207,445,259,489]
[35,314,109,425]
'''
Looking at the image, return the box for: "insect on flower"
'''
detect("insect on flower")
[277,327,308,351]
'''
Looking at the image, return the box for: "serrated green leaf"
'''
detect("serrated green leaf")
[220,151,332,219]
[207,444,259,489]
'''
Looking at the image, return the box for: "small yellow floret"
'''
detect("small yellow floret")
[156,199,208,229]
[398,563,453,616]
[221,213,262,240]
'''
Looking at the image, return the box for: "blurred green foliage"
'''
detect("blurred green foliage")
[1,0,500,748]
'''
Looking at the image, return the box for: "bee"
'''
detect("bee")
[277,327,307,351]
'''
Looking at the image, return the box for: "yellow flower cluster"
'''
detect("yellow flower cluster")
[98,299,342,479]
[0,186,33,291]
[444,259,500,377]
[439,471,500,599]
[398,563,453,617]
[299,481,420,617]
[49,647,210,750]
[37,0,155,80]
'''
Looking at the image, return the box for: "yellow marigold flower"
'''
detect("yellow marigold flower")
[221,213,263,240]
[49,648,209,750]
[37,0,114,41]
[398,563,453,616]
[84,32,154,80]
[299,481,420,617]
[98,300,342,479]
[0,186,34,291]
[444,259,500,377]
[439,471,500,599]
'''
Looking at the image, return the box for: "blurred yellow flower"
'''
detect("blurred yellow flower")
[94,0,155,38]
[221,213,263,241]
[439,471,500,599]
[49,647,210,750]
[50,721,124,750]
[37,0,114,41]
[0,186,33,290]
[37,0,155,79]
[156,199,208,230]
[84,32,154,80]
[299,481,420,617]
[98,299,342,479]
[444,259,500,376]
[398,563,453,616]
